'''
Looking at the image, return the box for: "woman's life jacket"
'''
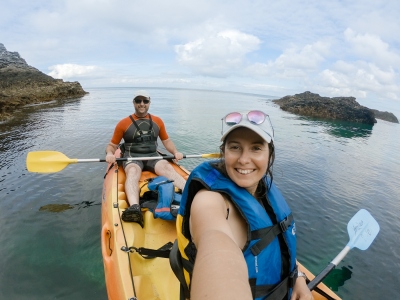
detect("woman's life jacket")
[123,114,158,155]
[175,161,297,299]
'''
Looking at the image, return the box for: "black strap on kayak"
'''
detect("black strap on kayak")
[312,285,337,300]
[121,242,174,259]
[103,162,115,178]
[250,213,294,256]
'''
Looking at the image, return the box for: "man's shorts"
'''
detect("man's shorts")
[123,153,162,173]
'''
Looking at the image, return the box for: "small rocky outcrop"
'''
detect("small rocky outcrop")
[273,91,398,125]
[0,43,88,121]
[370,109,399,123]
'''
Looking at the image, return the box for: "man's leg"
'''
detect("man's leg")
[154,160,186,190]
[121,163,144,227]
[124,163,142,206]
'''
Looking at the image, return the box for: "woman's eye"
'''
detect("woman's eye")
[228,145,240,150]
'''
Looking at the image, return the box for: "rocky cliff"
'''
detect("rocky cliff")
[0,43,88,121]
[273,91,398,124]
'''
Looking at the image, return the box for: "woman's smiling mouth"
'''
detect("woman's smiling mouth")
[236,168,255,175]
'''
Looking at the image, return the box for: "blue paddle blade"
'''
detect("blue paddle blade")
[347,209,380,250]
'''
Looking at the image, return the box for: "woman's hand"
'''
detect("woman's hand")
[291,277,314,300]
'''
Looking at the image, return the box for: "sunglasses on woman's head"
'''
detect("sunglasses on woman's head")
[224,110,268,126]
[221,110,274,139]
[134,98,150,104]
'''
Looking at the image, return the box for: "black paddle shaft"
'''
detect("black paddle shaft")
[307,263,336,291]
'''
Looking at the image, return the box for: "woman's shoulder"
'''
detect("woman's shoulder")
[190,189,228,216]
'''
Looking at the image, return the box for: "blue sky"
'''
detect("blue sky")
[1,0,400,113]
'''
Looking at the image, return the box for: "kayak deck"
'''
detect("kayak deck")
[101,153,341,300]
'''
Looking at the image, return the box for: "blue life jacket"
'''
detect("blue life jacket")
[141,176,182,220]
[175,161,297,299]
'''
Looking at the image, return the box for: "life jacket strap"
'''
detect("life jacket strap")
[250,264,297,299]
[129,114,153,134]
[169,240,191,300]
[250,213,294,256]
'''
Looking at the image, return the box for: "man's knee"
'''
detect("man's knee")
[125,163,142,177]
[154,160,172,174]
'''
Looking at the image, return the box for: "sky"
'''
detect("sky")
[1,0,400,113]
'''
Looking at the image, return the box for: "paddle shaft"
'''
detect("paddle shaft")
[308,238,362,290]
[79,154,205,163]
[307,263,336,291]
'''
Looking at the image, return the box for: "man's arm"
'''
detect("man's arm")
[105,143,118,163]
[161,139,183,160]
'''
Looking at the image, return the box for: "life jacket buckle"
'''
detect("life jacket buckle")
[279,217,289,232]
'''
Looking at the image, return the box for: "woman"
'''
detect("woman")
[175,110,313,300]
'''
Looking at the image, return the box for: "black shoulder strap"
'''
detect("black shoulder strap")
[129,114,153,133]
[249,213,293,256]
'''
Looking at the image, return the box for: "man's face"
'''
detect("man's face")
[133,96,150,116]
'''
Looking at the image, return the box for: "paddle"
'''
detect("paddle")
[26,151,219,173]
[307,209,380,291]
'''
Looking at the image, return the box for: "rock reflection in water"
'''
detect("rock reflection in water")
[39,201,100,212]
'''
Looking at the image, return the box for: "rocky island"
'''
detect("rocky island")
[273,91,398,124]
[0,43,88,122]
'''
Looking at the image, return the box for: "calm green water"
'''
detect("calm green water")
[0,87,399,299]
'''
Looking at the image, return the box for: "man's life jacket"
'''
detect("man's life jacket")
[174,161,297,300]
[123,114,158,155]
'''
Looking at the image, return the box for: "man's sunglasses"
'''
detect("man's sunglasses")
[134,98,150,104]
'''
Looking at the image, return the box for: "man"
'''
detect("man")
[105,90,186,227]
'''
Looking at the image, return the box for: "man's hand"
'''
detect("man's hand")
[105,153,116,163]
[174,152,184,160]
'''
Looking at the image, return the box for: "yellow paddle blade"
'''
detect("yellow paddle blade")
[26,151,78,173]
[201,153,220,158]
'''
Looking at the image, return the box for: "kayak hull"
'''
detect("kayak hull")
[101,152,189,300]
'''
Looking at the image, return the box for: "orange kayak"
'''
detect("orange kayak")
[101,150,341,300]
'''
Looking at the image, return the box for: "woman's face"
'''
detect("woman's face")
[223,127,270,196]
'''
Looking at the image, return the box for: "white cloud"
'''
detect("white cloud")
[344,28,400,69]
[175,30,260,77]
[318,61,399,100]
[48,64,97,79]
[245,40,331,77]
[309,28,400,101]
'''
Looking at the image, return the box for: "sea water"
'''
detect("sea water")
[0,87,399,299]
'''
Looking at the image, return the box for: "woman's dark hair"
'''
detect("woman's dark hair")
[212,134,275,192]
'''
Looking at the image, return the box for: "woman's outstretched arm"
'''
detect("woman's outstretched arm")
[189,189,252,300]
